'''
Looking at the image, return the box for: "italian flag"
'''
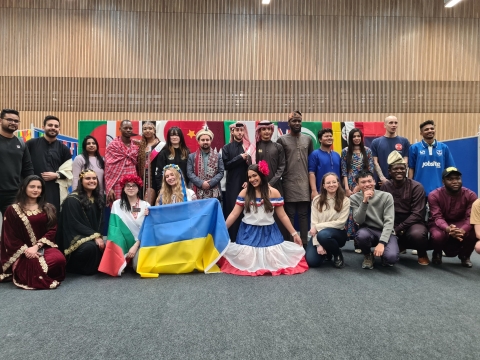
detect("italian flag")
[98,201,140,276]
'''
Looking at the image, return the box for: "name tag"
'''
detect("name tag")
[132,207,141,213]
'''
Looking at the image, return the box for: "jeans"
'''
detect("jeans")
[305,228,348,268]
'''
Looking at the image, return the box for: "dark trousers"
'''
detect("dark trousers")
[284,201,310,244]
[66,241,102,275]
[397,223,429,257]
[430,225,476,259]
[305,228,348,268]
[0,191,17,215]
[356,227,399,265]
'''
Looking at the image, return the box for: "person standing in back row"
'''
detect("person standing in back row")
[26,115,72,215]
[277,111,313,247]
[0,109,34,215]
[370,115,410,186]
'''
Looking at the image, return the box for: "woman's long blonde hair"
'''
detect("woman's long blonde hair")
[158,167,185,204]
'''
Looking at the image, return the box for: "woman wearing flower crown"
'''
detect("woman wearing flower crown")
[156,164,196,205]
[98,174,150,276]
[57,169,105,275]
[219,161,308,276]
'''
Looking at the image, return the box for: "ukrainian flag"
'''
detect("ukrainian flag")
[136,199,230,278]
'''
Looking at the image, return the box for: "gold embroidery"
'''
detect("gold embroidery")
[13,276,34,290]
[64,233,101,255]
[2,245,28,273]
[22,208,43,216]
[38,238,58,248]
[0,272,12,281]
[50,280,60,289]
[38,256,49,274]
[12,204,37,246]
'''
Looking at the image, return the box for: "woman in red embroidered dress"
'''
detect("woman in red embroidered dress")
[0,175,66,289]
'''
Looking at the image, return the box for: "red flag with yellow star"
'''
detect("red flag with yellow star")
[160,121,225,153]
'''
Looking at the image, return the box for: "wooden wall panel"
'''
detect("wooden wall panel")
[0,0,479,140]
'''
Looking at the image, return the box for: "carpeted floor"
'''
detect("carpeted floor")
[1,242,480,360]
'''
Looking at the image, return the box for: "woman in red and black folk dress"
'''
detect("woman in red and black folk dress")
[0,175,66,289]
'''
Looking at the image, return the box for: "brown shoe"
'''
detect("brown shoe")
[418,256,430,266]
[460,257,473,268]
[432,251,442,265]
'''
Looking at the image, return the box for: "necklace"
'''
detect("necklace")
[22,203,41,216]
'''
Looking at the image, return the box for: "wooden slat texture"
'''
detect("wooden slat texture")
[0,0,479,140]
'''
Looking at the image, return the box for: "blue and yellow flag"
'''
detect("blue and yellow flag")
[136,199,230,278]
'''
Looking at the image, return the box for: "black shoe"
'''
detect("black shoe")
[459,256,473,268]
[333,250,344,268]
[432,251,442,265]
[324,253,333,262]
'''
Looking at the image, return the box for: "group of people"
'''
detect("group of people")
[1,108,480,290]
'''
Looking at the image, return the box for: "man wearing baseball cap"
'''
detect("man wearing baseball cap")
[428,167,477,267]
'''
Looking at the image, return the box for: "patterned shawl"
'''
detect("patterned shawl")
[193,148,221,199]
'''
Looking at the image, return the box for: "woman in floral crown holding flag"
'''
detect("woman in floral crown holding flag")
[98,174,149,276]
[219,161,308,276]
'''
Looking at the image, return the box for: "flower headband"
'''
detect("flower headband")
[162,164,187,200]
[258,160,270,177]
[119,174,143,189]
[79,169,97,179]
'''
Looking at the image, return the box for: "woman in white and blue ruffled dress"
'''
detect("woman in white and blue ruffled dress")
[219,161,308,276]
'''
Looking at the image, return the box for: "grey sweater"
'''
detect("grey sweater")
[350,190,395,243]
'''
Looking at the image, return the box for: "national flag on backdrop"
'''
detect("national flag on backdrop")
[224,121,279,145]
[98,201,141,277]
[157,120,225,153]
[277,121,324,150]
[357,122,385,147]
[340,122,385,149]
[136,199,229,278]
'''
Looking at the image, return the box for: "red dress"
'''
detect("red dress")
[0,204,66,289]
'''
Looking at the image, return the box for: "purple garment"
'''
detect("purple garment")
[380,179,426,233]
[428,187,477,233]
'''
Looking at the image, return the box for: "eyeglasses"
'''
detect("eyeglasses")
[3,118,20,124]
[125,184,138,189]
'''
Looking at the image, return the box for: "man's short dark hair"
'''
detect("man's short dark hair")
[43,115,60,126]
[318,128,333,140]
[420,120,435,130]
[355,170,374,182]
[1,109,19,119]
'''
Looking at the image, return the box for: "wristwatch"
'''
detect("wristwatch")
[56,172,61,179]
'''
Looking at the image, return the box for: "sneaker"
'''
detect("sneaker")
[333,250,345,269]
[411,250,418,255]
[354,248,362,254]
[381,257,394,267]
[324,253,333,262]
[362,253,374,269]
[432,251,442,265]
[460,257,473,268]
[418,255,430,266]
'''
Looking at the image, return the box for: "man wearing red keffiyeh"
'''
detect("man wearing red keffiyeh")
[105,120,140,205]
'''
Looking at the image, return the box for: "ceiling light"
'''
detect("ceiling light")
[262,0,271,4]
[445,0,464,7]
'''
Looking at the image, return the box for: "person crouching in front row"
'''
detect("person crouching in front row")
[350,170,399,269]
